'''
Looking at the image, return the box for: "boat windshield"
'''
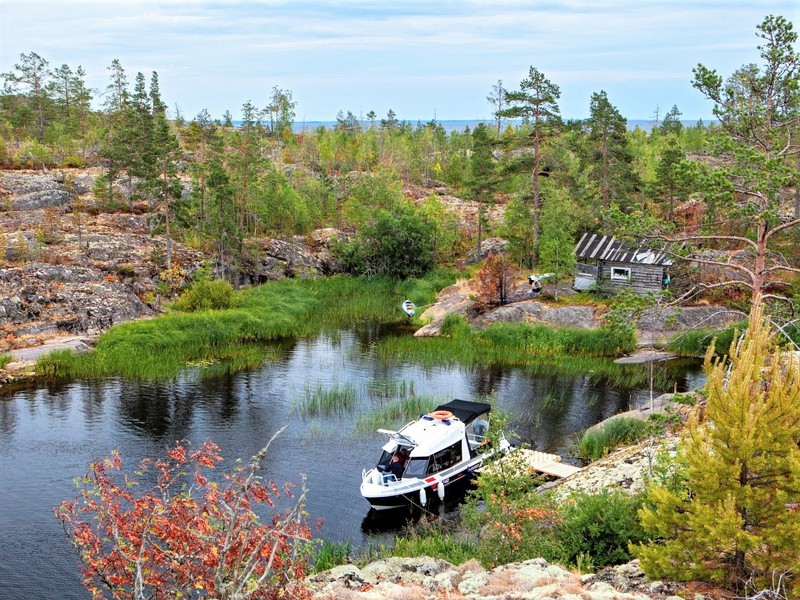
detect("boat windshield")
[375,450,392,471]
[403,457,429,479]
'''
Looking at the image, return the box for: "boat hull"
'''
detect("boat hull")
[362,468,474,510]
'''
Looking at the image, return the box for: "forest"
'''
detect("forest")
[1,15,796,320]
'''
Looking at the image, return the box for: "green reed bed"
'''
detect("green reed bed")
[577,416,650,461]
[36,272,458,380]
[377,318,636,368]
[666,325,741,356]
[388,527,476,566]
[668,319,800,357]
[311,540,355,574]
[365,377,416,399]
[295,382,358,416]
[376,321,691,390]
[193,344,284,378]
[354,395,442,434]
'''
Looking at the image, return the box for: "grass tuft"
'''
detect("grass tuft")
[296,382,358,416]
[355,395,442,434]
[577,417,649,461]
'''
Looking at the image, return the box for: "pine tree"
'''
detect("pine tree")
[1,52,52,141]
[499,66,561,260]
[538,185,576,279]
[469,123,496,252]
[584,90,637,211]
[147,73,182,269]
[633,301,800,595]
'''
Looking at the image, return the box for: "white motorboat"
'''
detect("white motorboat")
[360,399,513,510]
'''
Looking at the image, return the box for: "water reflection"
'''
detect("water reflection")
[0,327,704,599]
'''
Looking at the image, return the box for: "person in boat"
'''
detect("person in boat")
[389,447,409,480]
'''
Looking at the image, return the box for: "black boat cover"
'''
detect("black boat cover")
[433,399,491,425]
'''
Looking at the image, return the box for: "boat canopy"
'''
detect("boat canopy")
[432,399,491,426]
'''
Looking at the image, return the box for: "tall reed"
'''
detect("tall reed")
[36,272,457,380]
[354,395,442,434]
[577,417,649,461]
[296,382,358,416]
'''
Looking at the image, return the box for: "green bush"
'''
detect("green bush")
[556,491,648,568]
[578,417,649,461]
[173,278,236,312]
[0,354,12,369]
[336,202,437,279]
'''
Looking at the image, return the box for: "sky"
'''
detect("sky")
[1,1,799,124]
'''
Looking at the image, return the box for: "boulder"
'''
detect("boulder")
[415,280,477,337]
[245,238,325,283]
[463,237,510,265]
[475,301,601,329]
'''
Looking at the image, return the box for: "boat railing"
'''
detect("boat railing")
[467,433,488,448]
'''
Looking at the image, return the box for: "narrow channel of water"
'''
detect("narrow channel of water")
[0,327,703,599]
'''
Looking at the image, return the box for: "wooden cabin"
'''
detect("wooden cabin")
[573,233,672,296]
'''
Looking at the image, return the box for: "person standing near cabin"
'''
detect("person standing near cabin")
[662,272,671,288]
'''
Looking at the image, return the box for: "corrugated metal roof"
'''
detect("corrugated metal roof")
[574,233,672,266]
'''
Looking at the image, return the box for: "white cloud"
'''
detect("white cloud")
[1,1,798,119]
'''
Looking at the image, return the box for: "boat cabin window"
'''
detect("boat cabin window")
[403,457,429,479]
[428,442,462,474]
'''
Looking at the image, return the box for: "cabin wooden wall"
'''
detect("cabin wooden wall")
[598,261,665,295]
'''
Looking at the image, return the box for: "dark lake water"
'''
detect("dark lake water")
[0,327,703,599]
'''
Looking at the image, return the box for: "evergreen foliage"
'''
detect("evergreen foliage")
[633,302,800,595]
[556,491,648,568]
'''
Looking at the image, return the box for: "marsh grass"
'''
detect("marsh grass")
[354,395,441,434]
[540,389,570,411]
[312,540,355,573]
[376,320,663,386]
[296,382,358,416]
[577,417,649,461]
[35,272,458,380]
[388,526,475,566]
[667,327,731,356]
[0,354,12,369]
[378,318,636,370]
[366,377,416,399]
[668,320,800,357]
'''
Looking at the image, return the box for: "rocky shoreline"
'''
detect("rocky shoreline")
[307,555,684,600]
[1,168,746,374]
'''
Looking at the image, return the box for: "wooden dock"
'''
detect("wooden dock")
[490,449,582,479]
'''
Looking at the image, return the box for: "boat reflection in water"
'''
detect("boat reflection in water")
[360,473,475,535]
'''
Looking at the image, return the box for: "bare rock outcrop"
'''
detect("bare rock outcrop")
[414,280,478,336]
[0,262,155,348]
[0,171,71,210]
[307,556,683,599]
[475,300,602,329]
[463,237,510,265]
[243,238,326,283]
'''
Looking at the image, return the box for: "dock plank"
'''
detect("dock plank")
[492,449,581,479]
